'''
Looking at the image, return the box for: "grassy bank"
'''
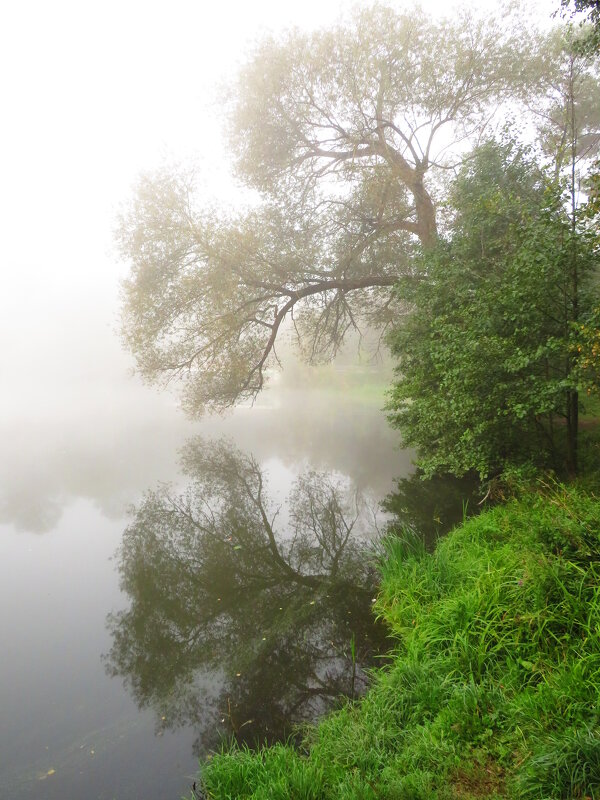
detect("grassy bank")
[192,481,600,799]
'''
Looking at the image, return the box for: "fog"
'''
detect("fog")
[0,0,554,530]
[0,344,414,531]
[9,4,561,538]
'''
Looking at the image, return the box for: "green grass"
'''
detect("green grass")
[190,481,600,799]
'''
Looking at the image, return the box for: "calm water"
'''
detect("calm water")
[0,385,416,799]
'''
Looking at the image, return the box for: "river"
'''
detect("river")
[0,378,415,799]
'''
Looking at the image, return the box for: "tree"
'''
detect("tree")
[118,5,541,414]
[528,26,600,468]
[105,438,388,753]
[530,26,600,178]
[560,0,600,52]
[562,0,600,26]
[386,141,597,479]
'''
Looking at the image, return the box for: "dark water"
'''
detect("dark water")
[0,385,477,799]
[383,470,483,549]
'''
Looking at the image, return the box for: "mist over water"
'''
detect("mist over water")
[0,178,408,794]
[0,329,410,533]
[0,305,410,798]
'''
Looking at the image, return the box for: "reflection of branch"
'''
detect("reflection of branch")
[238,462,321,588]
[301,481,360,578]
[167,495,213,534]
[287,685,346,717]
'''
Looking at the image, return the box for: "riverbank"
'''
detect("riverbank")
[192,479,600,799]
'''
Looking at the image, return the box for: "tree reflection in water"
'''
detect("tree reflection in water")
[105,439,390,755]
[383,470,483,550]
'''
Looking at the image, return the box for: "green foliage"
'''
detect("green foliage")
[562,0,600,29]
[586,159,600,219]
[574,305,600,396]
[193,482,600,800]
[117,7,578,414]
[386,141,598,478]
[561,0,600,53]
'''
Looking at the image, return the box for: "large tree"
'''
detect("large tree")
[386,141,598,478]
[118,4,542,413]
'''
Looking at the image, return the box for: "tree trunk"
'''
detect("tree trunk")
[566,54,579,477]
[566,389,579,476]
[413,179,438,248]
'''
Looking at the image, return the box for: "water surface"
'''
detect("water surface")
[1,382,412,799]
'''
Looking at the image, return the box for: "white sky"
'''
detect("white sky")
[0,0,559,415]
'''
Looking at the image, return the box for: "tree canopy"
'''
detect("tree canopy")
[561,0,600,52]
[386,141,598,479]
[118,4,556,414]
